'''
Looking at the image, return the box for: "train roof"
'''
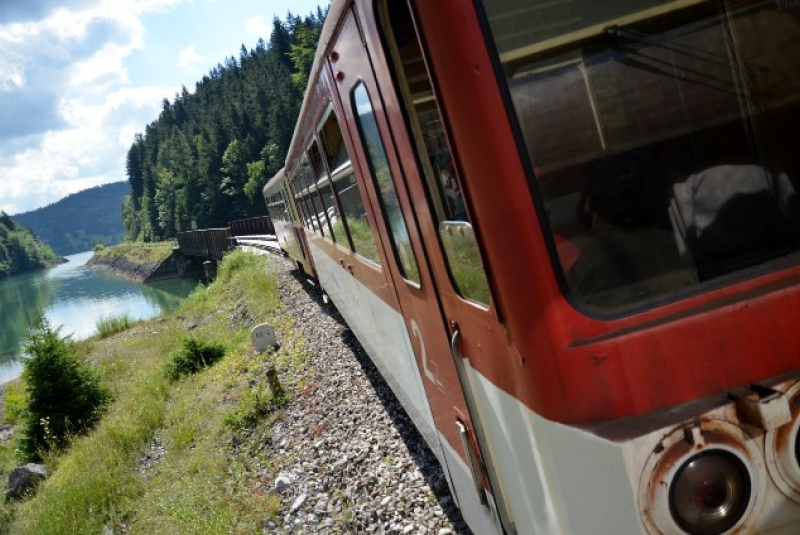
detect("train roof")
[263,167,286,197]
[286,0,348,171]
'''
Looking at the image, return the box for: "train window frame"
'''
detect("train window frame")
[267,192,285,224]
[378,0,493,306]
[298,150,328,237]
[280,185,295,224]
[308,139,339,243]
[287,169,311,230]
[313,103,354,250]
[318,102,383,266]
[474,0,800,318]
[350,80,422,286]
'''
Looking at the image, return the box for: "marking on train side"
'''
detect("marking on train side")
[411,319,444,392]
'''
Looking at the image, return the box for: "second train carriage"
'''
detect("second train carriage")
[267,0,800,533]
[264,168,316,277]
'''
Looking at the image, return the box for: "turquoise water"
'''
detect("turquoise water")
[0,251,200,383]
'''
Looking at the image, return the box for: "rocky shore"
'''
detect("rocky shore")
[267,258,471,534]
[87,248,179,283]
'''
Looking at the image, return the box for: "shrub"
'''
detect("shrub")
[19,316,111,460]
[165,337,226,381]
[95,314,132,339]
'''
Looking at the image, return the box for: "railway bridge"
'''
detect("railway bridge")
[175,216,278,279]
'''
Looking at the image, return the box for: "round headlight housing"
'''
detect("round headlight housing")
[669,451,751,535]
[639,420,763,535]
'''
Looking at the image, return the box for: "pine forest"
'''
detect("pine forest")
[0,212,62,278]
[123,10,326,241]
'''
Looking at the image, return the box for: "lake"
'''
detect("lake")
[0,251,201,384]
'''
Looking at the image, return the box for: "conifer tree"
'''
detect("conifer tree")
[121,7,328,240]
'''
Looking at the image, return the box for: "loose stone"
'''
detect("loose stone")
[268,258,471,534]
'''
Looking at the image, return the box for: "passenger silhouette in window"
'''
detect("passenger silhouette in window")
[568,154,698,308]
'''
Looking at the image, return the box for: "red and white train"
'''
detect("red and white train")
[263,1,800,533]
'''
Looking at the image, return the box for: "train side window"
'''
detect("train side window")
[289,169,314,231]
[267,194,280,223]
[319,108,382,265]
[269,191,286,224]
[351,83,421,284]
[282,186,295,223]
[298,153,327,236]
[309,140,341,242]
[381,1,491,305]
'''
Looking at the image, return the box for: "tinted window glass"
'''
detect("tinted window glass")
[297,154,326,235]
[483,0,800,312]
[288,173,311,229]
[309,140,341,241]
[383,2,491,304]
[352,83,420,283]
[319,110,382,264]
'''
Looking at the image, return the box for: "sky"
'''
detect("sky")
[0,0,326,215]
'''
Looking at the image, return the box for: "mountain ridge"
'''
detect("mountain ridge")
[14,182,129,255]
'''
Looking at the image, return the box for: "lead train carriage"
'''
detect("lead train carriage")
[263,1,800,533]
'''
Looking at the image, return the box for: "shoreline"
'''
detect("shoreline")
[87,252,178,283]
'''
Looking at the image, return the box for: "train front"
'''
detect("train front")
[414,0,800,533]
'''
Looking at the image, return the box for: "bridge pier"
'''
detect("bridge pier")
[173,247,187,277]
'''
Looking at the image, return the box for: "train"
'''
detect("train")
[263,1,800,533]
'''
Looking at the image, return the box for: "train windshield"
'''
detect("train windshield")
[481,0,800,312]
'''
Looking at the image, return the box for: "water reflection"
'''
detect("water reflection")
[0,251,199,384]
[0,270,55,372]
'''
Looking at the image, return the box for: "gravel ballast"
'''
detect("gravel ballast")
[268,257,472,534]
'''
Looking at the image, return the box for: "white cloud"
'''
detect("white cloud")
[245,15,270,38]
[70,44,130,91]
[0,0,191,214]
[0,62,25,92]
[0,84,175,213]
[0,25,31,91]
[178,44,206,71]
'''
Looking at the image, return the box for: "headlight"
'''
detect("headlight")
[669,451,751,535]
[639,420,763,535]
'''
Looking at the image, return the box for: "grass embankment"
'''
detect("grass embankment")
[95,315,133,339]
[0,250,309,534]
[92,241,177,265]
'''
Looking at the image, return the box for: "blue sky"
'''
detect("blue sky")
[0,0,326,215]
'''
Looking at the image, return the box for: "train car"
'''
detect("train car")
[263,168,316,277]
[272,0,800,533]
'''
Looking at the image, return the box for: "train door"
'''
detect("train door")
[328,8,506,534]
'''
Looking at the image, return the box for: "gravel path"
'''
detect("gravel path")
[268,257,471,534]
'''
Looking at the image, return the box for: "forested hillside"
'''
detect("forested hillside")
[123,10,326,241]
[0,212,62,278]
[14,182,129,255]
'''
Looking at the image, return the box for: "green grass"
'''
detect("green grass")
[95,314,133,339]
[440,226,491,306]
[0,250,309,534]
[93,242,176,264]
[3,381,27,425]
